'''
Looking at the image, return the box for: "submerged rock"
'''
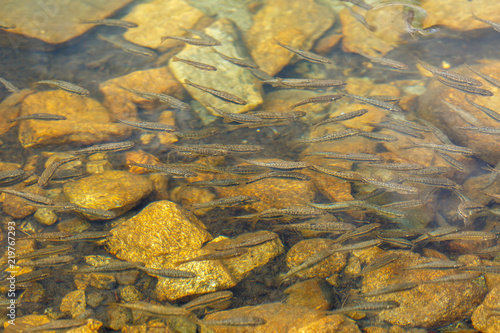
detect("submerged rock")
[18,90,131,148]
[63,170,153,220]
[60,290,86,319]
[472,286,500,333]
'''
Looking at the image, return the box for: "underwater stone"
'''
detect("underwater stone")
[63,170,152,220]
[472,286,500,333]
[18,90,131,148]
[60,290,86,319]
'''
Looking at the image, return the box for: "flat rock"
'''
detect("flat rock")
[18,90,130,148]
[422,0,500,32]
[60,290,86,319]
[417,62,500,165]
[0,0,134,45]
[122,0,205,51]
[244,0,335,76]
[108,200,211,262]
[189,0,254,31]
[169,18,263,114]
[472,287,500,332]
[0,90,33,136]
[1,184,48,219]
[99,66,186,119]
[362,250,487,328]
[284,278,335,311]
[63,170,153,220]
[201,302,361,333]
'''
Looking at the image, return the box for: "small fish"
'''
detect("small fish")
[80,19,138,28]
[361,176,420,194]
[133,264,196,278]
[472,13,500,33]
[38,156,79,188]
[176,248,248,265]
[63,204,117,219]
[36,80,90,95]
[436,77,493,96]
[114,301,193,317]
[11,113,67,122]
[208,105,262,123]
[244,159,309,170]
[333,223,381,244]
[418,60,482,86]
[358,131,398,142]
[274,39,332,64]
[248,67,277,81]
[173,145,232,157]
[369,162,425,171]
[459,126,500,135]
[339,0,373,10]
[119,86,189,111]
[113,117,178,132]
[130,162,197,178]
[406,166,452,175]
[382,199,426,210]
[161,29,221,46]
[421,272,481,284]
[297,129,359,143]
[278,247,338,282]
[390,118,431,132]
[192,195,259,210]
[309,165,365,181]
[249,110,306,120]
[202,316,266,326]
[442,100,482,126]
[0,169,25,182]
[371,121,424,139]
[314,109,368,127]
[417,118,454,144]
[187,179,242,187]
[435,150,468,172]
[405,259,463,270]
[66,141,135,155]
[212,49,258,68]
[31,319,88,332]
[357,281,418,297]
[465,64,500,88]
[406,141,475,155]
[66,261,137,273]
[98,34,156,58]
[246,171,311,183]
[460,265,500,274]
[274,221,355,233]
[344,4,376,31]
[0,77,20,93]
[18,244,73,261]
[212,232,278,251]
[0,188,56,206]
[18,255,74,267]
[329,301,400,314]
[20,231,73,241]
[306,152,383,162]
[185,80,247,105]
[465,97,500,122]
[433,231,496,241]
[356,253,400,276]
[291,94,342,109]
[357,51,409,70]
[60,231,109,242]
[266,78,346,89]
[402,176,459,189]
[182,291,233,311]
[171,56,217,71]
[342,93,403,112]
[177,127,221,140]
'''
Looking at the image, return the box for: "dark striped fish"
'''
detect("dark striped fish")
[208,105,262,123]
[465,97,500,122]
[161,28,221,46]
[305,152,383,162]
[472,13,500,33]
[113,117,178,132]
[297,128,359,143]
[98,34,156,58]
[291,94,342,109]
[212,49,258,68]
[314,109,368,127]
[119,86,190,111]
[246,171,311,183]
[130,162,197,177]
[357,51,409,70]
[36,80,90,95]
[243,159,309,170]
[274,39,332,64]
[418,60,482,86]
[266,78,346,89]
[172,56,217,71]
[437,77,493,96]
[185,80,247,105]
[80,19,138,28]
[465,64,500,88]
[459,126,500,135]
[11,113,67,121]
[0,77,20,93]
[342,93,403,112]
[66,141,135,155]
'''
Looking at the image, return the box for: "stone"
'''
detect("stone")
[361,250,488,328]
[472,287,500,333]
[0,0,133,45]
[169,18,263,115]
[120,286,143,303]
[417,62,500,165]
[285,239,348,280]
[57,217,91,233]
[86,292,106,308]
[106,306,132,331]
[0,90,32,136]
[1,184,48,219]
[18,90,131,148]
[60,290,86,319]
[34,207,58,226]
[99,66,186,119]
[89,273,117,290]
[284,278,335,311]
[202,303,361,333]
[190,0,254,31]
[244,0,335,75]
[421,0,500,32]
[63,170,153,220]
[115,270,140,286]
[122,0,205,51]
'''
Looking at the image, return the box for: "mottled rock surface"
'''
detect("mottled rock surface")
[472,287,500,333]
[123,0,205,51]
[202,303,361,333]
[417,62,500,165]
[60,290,86,319]
[18,90,131,148]
[0,0,133,45]
[0,90,32,136]
[170,19,263,114]
[244,0,335,75]
[64,170,153,220]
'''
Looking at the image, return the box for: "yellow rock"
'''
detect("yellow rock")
[18,90,131,148]
[472,286,500,333]
[0,90,33,136]
[284,278,334,311]
[60,290,86,319]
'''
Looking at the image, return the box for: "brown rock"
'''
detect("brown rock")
[120,286,143,303]
[60,290,86,319]
[63,170,153,220]
[417,62,500,165]
[285,239,348,280]
[100,66,186,119]
[18,90,131,148]
[0,0,133,45]
[244,0,335,75]
[1,184,48,219]
[122,0,205,51]
[472,287,500,333]
[0,90,33,136]
[202,303,360,333]
[106,306,132,331]
[422,0,500,32]
[362,250,487,328]
[89,273,117,290]
[284,278,335,310]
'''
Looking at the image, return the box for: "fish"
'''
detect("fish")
[442,100,482,126]
[417,60,482,86]
[371,121,424,139]
[434,150,468,172]
[185,80,247,105]
[465,64,500,88]
[36,80,90,95]
[277,247,338,282]
[11,113,67,121]
[114,301,193,317]
[249,110,306,120]
[357,281,418,297]
[18,255,74,267]
[339,0,373,10]
[421,272,481,284]
[243,159,309,170]
[246,171,311,183]
[305,152,383,162]
[18,244,73,260]
[0,189,57,206]
[192,195,259,210]
[161,29,221,46]
[459,126,500,135]
[171,56,217,71]
[357,51,409,70]
[38,156,79,188]
[66,261,137,273]
[432,231,496,241]
[119,86,190,111]
[314,109,368,127]
[328,301,400,314]
[343,4,376,31]
[0,169,25,182]
[405,259,463,270]
[297,129,359,143]
[177,127,221,140]
[212,232,278,251]
[187,179,242,187]
[401,176,459,189]
[0,77,20,93]
[113,117,178,132]
[202,317,266,326]
[31,319,88,332]
[60,231,109,242]
[265,78,347,89]
[80,19,138,28]
[212,49,258,68]
[208,105,262,123]
[129,162,197,178]
[173,145,232,157]
[274,39,332,64]
[333,223,381,243]
[368,162,425,171]
[465,96,500,122]
[358,131,399,142]
[98,34,156,58]
[436,77,493,96]
[361,176,420,194]
[472,13,500,33]
[406,166,451,175]
[342,93,403,112]
[176,248,248,265]
[382,199,426,210]
[309,164,365,181]
[291,94,342,109]
[274,221,355,233]
[182,291,233,311]
[355,253,400,276]
[66,141,135,155]
[405,141,475,155]
[133,264,196,278]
